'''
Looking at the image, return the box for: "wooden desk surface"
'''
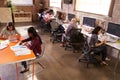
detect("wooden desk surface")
[0,40,36,65]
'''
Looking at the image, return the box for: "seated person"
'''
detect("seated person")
[89,26,110,65]
[39,8,45,22]
[19,27,42,73]
[0,22,20,40]
[56,12,65,25]
[41,9,54,32]
[60,18,78,46]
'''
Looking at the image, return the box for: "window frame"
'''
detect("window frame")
[74,0,115,17]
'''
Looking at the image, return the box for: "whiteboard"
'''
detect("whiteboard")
[0,8,12,23]
[11,0,33,6]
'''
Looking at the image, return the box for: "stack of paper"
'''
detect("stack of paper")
[0,40,9,50]
[11,45,31,56]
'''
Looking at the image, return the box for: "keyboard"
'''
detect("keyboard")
[106,36,117,43]
[99,35,117,43]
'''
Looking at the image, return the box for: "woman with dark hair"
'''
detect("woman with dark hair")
[56,12,64,25]
[20,27,42,73]
[89,26,110,65]
[0,22,19,39]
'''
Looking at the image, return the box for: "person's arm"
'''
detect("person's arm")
[19,37,32,45]
[0,28,6,38]
[95,40,106,47]
[94,35,106,47]
[65,24,72,34]
[90,34,104,47]
[0,34,2,38]
[27,38,41,50]
[22,37,32,42]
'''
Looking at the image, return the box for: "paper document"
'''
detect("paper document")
[11,45,31,56]
[0,40,9,50]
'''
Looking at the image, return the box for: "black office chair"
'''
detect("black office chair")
[50,21,65,43]
[39,19,52,34]
[65,29,84,53]
[78,36,100,68]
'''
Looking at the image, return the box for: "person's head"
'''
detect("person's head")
[92,26,102,35]
[58,12,63,20]
[70,18,77,23]
[6,22,15,31]
[45,9,54,15]
[27,27,42,44]
[28,27,38,37]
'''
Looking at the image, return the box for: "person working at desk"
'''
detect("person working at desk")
[0,22,20,39]
[56,12,65,25]
[89,26,110,65]
[19,27,42,73]
[41,9,54,32]
[60,18,78,46]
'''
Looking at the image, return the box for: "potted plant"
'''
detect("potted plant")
[6,0,14,23]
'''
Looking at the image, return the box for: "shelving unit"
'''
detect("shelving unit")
[13,12,32,22]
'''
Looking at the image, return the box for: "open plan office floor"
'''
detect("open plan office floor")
[0,22,120,80]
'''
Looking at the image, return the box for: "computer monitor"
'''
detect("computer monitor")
[68,13,75,21]
[106,22,120,38]
[83,17,96,27]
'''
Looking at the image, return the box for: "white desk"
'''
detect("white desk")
[81,29,92,37]
[81,27,120,80]
[106,42,120,80]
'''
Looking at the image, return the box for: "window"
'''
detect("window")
[75,0,112,16]
[50,0,62,8]
[11,0,33,6]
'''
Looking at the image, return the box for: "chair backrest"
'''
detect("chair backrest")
[50,20,60,30]
[82,36,100,55]
[82,36,91,54]
[70,29,84,43]
[40,42,46,57]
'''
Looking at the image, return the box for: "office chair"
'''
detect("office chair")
[64,29,84,53]
[28,42,46,72]
[50,21,65,43]
[50,20,61,43]
[39,19,51,34]
[25,42,46,79]
[78,36,100,68]
[35,42,46,69]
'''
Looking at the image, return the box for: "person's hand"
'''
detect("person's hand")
[101,40,106,44]
[19,42,23,45]
[24,42,29,46]
[15,34,20,40]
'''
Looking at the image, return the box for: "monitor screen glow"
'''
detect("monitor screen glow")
[107,22,120,37]
[82,17,96,27]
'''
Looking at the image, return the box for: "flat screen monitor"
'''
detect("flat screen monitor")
[107,22,120,37]
[68,13,75,21]
[83,17,96,27]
